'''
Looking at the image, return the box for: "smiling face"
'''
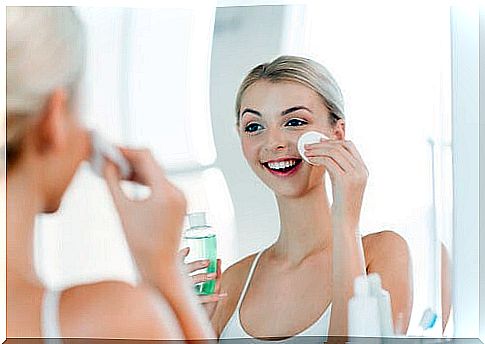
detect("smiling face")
[238,80,344,198]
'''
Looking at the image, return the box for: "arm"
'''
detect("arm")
[103,149,215,340]
[330,225,367,336]
[305,139,368,336]
[153,265,217,340]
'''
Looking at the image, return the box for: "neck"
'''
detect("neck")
[272,180,333,264]
[7,165,44,289]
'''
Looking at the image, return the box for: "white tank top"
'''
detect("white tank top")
[220,249,332,341]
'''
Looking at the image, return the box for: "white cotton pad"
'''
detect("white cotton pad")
[297,131,329,165]
[89,131,132,179]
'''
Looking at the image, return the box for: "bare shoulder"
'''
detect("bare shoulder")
[222,252,259,289]
[60,280,182,339]
[362,230,410,268]
[211,252,259,336]
[362,230,413,332]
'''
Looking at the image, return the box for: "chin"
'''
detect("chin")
[272,185,311,199]
[258,177,308,199]
[253,163,323,199]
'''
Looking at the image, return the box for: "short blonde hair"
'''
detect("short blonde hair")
[235,55,344,125]
[6,6,85,167]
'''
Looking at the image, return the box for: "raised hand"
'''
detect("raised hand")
[304,139,368,231]
[103,148,187,284]
[304,139,368,336]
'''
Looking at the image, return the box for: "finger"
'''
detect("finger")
[213,259,222,294]
[178,247,190,261]
[198,293,228,304]
[342,141,365,166]
[191,272,217,285]
[185,259,210,273]
[308,156,344,177]
[120,148,182,200]
[117,148,163,187]
[305,141,356,169]
[305,146,352,172]
[216,259,222,277]
[213,277,221,294]
[103,160,128,208]
[334,141,357,168]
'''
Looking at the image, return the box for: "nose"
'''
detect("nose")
[264,127,288,153]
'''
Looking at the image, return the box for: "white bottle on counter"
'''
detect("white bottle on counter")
[368,273,394,337]
[348,275,381,337]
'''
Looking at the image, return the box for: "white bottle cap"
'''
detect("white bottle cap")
[297,131,329,165]
[188,212,208,228]
[367,273,382,296]
[353,275,369,296]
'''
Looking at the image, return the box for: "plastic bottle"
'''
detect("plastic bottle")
[182,212,217,295]
[368,273,394,337]
[348,275,381,337]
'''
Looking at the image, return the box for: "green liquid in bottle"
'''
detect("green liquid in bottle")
[184,233,217,295]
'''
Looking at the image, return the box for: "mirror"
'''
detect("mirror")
[34,2,467,338]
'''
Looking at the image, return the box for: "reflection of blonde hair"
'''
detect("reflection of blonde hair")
[235,55,345,125]
[6,7,85,167]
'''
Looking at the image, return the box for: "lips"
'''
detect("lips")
[262,158,303,176]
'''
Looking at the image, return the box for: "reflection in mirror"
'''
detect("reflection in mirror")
[210,2,453,338]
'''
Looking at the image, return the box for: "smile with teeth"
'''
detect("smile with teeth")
[268,160,297,170]
[263,159,302,174]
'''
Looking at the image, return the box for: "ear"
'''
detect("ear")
[332,118,345,140]
[35,88,69,155]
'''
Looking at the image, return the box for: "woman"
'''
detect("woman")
[210,56,413,339]
[7,7,214,339]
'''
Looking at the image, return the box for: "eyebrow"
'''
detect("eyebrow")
[240,106,312,119]
[281,106,313,116]
[240,108,262,118]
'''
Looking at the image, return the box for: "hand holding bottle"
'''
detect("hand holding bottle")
[179,248,226,318]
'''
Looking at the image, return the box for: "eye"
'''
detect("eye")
[285,118,308,127]
[244,122,264,133]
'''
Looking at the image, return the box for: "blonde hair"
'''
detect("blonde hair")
[6,6,85,167]
[235,55,345,126]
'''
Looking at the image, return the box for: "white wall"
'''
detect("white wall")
[300,3,453,335]
[210,5,287,260]
[35,4,239,289]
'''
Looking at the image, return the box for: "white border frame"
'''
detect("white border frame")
[451,4,480,338]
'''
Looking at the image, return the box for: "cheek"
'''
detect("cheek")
[240,137,259,163]
[289,131,303,145]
